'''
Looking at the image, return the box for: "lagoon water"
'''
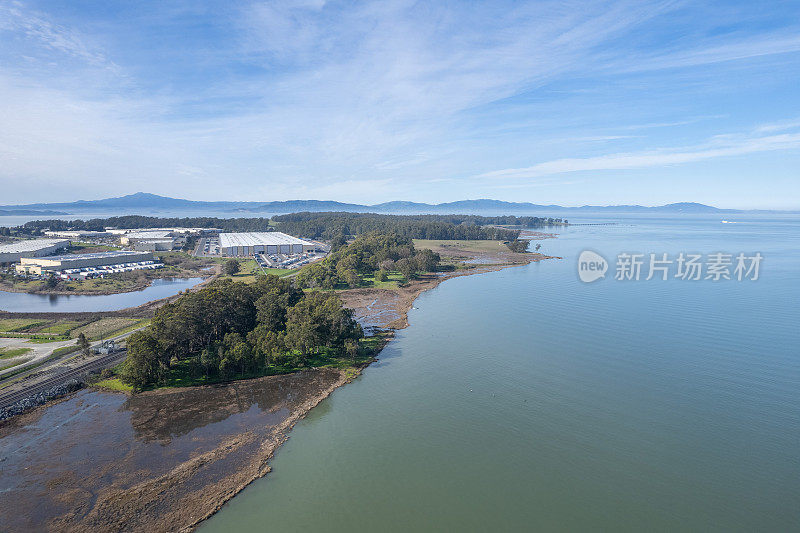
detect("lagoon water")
[201,214,800,531]
[0,277,203,313]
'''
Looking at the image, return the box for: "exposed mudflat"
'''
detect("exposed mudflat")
[0,368,347,532]
[342,250,555,330]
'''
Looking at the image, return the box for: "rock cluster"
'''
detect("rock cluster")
[0,379,83,421]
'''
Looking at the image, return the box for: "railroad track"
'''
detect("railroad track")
[0,351,127,410]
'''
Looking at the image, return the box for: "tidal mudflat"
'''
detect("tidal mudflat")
[0,368,347,532]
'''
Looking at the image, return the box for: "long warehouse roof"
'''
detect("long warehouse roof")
[22,250,149,262]
[219,232,310,248]
[124,230,172,239]
[0,239,69,253]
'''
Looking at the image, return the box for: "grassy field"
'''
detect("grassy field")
[0,319,50,332]
[38,320,84,336]
[0,347,32,359]
[413,239,509,254]
[71,317,140,340]
[360,271,405,289]
[0,316,149,344]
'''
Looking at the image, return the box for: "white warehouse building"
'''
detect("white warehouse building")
[219,232,316,257]
[0,239,70,264]
[16,250,155,275]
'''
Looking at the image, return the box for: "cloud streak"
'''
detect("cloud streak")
[0,1,799,206]
[479,128,800,179]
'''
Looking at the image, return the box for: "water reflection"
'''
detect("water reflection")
[0,368,343,532]
[123,371,336,443]
[0,277,204,313]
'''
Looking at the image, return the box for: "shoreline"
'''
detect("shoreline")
[0,250,556,532]
[0,270,215,297]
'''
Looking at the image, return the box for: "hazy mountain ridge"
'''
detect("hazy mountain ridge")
[0,192,781,215]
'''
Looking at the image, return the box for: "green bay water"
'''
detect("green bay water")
[202,214,800,532]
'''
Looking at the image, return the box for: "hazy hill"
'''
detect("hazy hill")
[0,192,752,216]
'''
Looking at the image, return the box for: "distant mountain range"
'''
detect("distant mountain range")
[0,192,785,217]
[0,209,68,216]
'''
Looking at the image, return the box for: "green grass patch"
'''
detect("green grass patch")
[361,271,404,289]
[92,378,133,393]
[38,320,84,335]
[0,318,51,332]
[27,335,69,343]
[0,347,32,359]
[71,317,140,340]
[51,344,80,358]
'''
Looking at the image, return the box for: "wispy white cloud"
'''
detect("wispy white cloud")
[479,126,800,180]
[0,0,799,206]
[0,3,118,71]
[614,33,800,74]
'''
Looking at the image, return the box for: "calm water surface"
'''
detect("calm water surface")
[0,277,203,313]
[201,214,800,532]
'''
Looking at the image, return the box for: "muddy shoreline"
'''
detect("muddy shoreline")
[342,251,556,330]
[0,369,353,532]
[0,248,555,532]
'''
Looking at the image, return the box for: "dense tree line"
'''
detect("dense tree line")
[14,216,273,234]
[505,240,530,253]
[295,232,440,289]
[8,213,566,240]
[271,213,521,240]
[120,275,362,389]
[272,212,565,240]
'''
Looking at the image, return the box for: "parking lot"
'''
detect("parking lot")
[195,237,220,256]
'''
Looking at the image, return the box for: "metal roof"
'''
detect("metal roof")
[0,239,69,253]
[24,250,149,262]
[123,230,172,239]
[219,232,310,248]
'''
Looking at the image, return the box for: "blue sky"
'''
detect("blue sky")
[1,0,799,208]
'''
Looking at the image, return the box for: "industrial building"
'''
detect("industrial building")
[219,232,316,257]
[120,230,177,251]
[15,250,155,275]
[0,239,70,264]
[120,230,171,244]
[43,230,110,239]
